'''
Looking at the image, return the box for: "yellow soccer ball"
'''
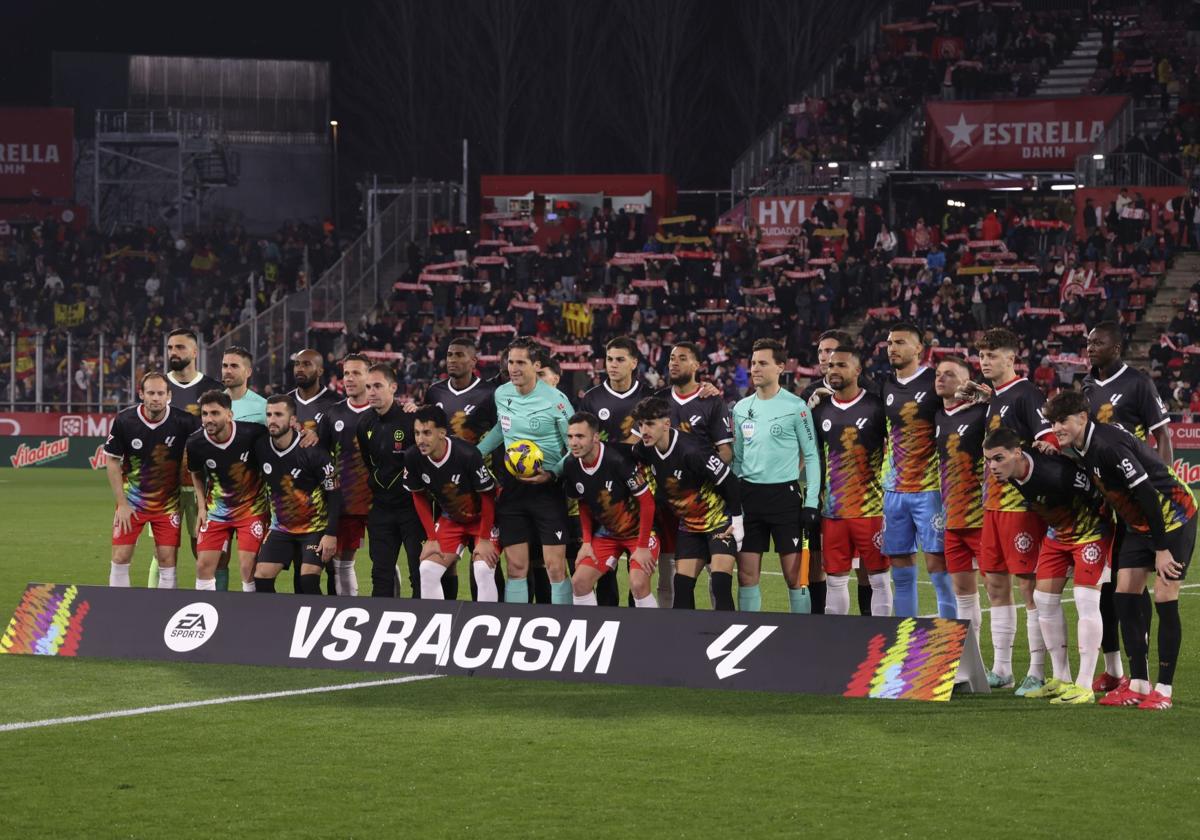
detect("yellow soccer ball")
[504,439,544,477]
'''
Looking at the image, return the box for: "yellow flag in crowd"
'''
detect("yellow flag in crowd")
[561,302,593,338]
[54,302,86,327]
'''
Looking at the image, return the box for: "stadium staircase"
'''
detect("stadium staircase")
[1036,29,1103,98]
[1128,251,1200,364]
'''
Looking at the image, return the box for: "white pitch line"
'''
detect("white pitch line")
[0,673,443,734]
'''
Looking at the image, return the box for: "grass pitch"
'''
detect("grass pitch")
[1,468,1198,838]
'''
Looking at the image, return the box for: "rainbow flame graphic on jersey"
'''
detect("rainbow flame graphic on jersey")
[823,427,884,519]
[883,404,939,494]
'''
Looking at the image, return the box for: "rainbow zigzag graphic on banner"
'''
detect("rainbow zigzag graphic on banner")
[0,583,90,657]
[843,618,965,702]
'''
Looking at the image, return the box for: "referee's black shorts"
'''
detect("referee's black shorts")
[740,479,802,555]
[1117,516,1197,581]
[497,478,570,547]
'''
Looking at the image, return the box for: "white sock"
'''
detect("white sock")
[1154,683,1174,698]
[634,594,658,608]
[472,560,498,602]
[242,581,257,593]
[418,560,445,600]
[1033,591,1071,683]
[395,565,404,597]
[955,593,982,647]
[1103,651,1125,678]
[109,562,131,587]
[868,572,892,616]
[196,577,217,591]
[334,558,358,597]
[573,590,598,606]
[158,566,177,590]
[657,555,675,609]
[1026,607,1045,679]
[826,575,850,615]
[991,604,1017,678]
[1074,587,1103,688]
[1130,678,1152,694]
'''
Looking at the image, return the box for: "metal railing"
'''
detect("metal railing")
[96,109,221,137]
[1074,152,1186,188]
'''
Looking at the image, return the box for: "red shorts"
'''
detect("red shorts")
[434,517,483,556]
[197,516,268,553]
[112,509,181,548]
[582,533,661,574]
[654,507,678,554]
[337,514,369,553]
[1037,535,1112,587]
[944,528,982,574]
[980,510,1044,575]
[821,517,888,575]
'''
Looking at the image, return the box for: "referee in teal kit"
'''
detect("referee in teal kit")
[731,338,822,613]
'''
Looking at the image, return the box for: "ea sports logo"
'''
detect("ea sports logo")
[598,408,611,420]
[1082,543,1101,565]
[822,419,832,432]
[163,602,219,652]
[1014,532,1033,554]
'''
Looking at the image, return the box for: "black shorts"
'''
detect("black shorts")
[1116,516,1197,581]
[740,480,803,555]
[675,528,737,563]
[497,479,570,547]
[258,531,323,570]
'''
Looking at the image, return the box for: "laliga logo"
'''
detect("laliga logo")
[163,603,220,652]
[706,624,777,679]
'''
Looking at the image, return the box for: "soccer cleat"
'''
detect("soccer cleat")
[986,670,1014,690]
[1023,677,1070,699]
[1014,675,1046,697]
[1136,690,1173,711]
[1092,672,1124,693]
[1097,684,1147,707]
[1050,683,1095,705]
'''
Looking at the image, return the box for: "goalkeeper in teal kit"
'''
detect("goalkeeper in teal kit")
[732,338,823,613]
[478,338,573,604]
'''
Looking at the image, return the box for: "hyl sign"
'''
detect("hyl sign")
[749,193,851,241]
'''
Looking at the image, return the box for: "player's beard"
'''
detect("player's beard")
[167,356,189,372]
[670,373,694,388]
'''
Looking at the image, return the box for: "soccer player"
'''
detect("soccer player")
[252,394,340,593]
[104,371,199,588]
[562,412,659,607]
[881,324,953,620]
[578,337,648,606]
[403,405,499,600]
[222,345,267,424]
[316,354,374,597]
[811,348,892,615]
[1047,391,1197,710]
[357,364,423,598]
[982,427,1113,705]
[162,328,223,587]
[1082,321,1172,692]
[959,327,1060,693]
[478,338,574,604]
[933,356,988,659]
[290,349,339,431]
[186,390,268,592]
[731,338,821,613]
[631,397,742,610]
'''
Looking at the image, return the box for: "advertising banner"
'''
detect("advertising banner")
[1169,423,1200,488]
[0,412,116,437]
[0,108,75,199]
[924,97,1128,171]
[1,436,108,469]
[2,584,987,701]
[748,193,852,241]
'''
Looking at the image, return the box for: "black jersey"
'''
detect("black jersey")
[166,371,224,417]
[563,442,649,540]
[254,434,338,535]
[984,377,1054,513]
[578,380,649,451]
[185,421,268,523]
[800,373,881,402]
[425,377,498,446]
[813,390,887,519]
[356,403,417,509]
[103,405,199,515]
[318,399,374,517]
[935,401,987,530]
[634,429,734,534]
[656,386,734,450]
[290,386,341,433]
[1075,421,1196,536]
[1083,364,1171,442]
[1011,450,1109,545]
[402,436,495,524]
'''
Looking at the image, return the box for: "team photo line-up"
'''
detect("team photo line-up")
[104,323,1193,709]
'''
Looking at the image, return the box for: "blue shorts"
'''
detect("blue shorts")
[882,490,945,555]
